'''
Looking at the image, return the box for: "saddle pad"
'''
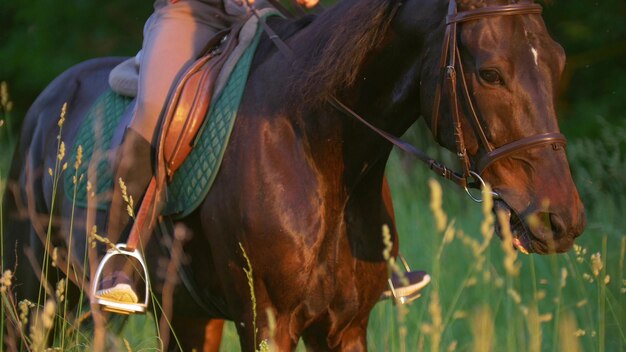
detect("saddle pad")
[64,90,132,209]
[65,19,266,218]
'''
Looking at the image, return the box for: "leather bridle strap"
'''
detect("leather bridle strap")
[447,3,543,24]
[329,97,468,187]
[477,132,566,173]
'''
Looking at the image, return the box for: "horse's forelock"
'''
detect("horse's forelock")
[288,0,395,107]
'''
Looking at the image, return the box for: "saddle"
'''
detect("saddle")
[109,22,244,181]
[158,25,243,180]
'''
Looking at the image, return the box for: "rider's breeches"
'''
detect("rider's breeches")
[130,0,254,142]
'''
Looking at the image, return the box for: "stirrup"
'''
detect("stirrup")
[383,254,431,305]
[92,244,150,314]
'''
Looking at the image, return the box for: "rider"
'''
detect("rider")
[95,0,429,309]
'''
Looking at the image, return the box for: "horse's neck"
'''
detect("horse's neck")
[274,0,447,187]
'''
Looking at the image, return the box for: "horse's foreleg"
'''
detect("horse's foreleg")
[302,320,368,352]
[203,319,225,352]
[336,325,367,352]
[171,317,224,352]
[234,312,298,352]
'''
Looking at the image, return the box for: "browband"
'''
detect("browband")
[447,3,542,24]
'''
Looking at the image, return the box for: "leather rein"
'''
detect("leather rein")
[254,0,567,202]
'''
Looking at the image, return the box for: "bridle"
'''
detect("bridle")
[428,0,567,200]
[255,0,567,202]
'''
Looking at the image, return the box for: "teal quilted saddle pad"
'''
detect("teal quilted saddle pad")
[65,22,265,219]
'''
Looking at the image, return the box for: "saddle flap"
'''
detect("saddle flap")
[159,24,243,181]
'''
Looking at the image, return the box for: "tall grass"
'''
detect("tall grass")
[1,81,14,351]
[0,95,162,351]
[363,123,625,351]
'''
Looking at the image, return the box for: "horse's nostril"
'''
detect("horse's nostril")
[532,212,566,240]
[549,212,566,238]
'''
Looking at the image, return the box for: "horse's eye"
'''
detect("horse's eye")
[479,69,503,85]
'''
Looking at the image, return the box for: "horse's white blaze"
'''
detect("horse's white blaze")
[524,29,540,66]
[531,46,539,66]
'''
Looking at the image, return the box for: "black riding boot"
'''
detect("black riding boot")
[95,128,154,306]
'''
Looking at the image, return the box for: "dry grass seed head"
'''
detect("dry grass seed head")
[496,209,520,276]
[0,270,13,293]
[590,252,603,276]
[421,290,443,351]
[428,179,447,232]
[51,247,59,267]
[1,81,13,112]
[58,102,67,127]
[471,305,494,352]
[74,145,83,170]
[56,279,65,302]
[381,224,393,260]
[559,312,582,352]
[18,299,35,327]
[560,267,568,288]
[118,178,135,218]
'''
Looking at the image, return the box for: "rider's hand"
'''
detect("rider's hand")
[297,0,319,8]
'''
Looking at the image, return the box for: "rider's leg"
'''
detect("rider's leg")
[95,128,153,304]
[96,0,237,305]
[131,0,237,142]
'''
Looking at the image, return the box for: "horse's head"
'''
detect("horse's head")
[416,0,586,254]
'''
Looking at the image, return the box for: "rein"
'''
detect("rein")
[250,0,565,202]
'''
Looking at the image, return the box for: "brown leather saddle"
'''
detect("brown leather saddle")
[157,22,244,182]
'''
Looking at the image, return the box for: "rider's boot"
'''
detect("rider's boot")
[380,253,431,303]
[95,128,153,306]
[381,270,431,304]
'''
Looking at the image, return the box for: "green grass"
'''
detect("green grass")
[367,150,625,352]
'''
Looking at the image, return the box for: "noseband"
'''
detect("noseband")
[430,0,567,194]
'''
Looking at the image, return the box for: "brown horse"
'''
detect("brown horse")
[3,0,585,350]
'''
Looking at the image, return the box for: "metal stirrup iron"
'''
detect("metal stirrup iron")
[92,177,158,314]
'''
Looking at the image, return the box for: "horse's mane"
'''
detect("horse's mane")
[288,0,396,106]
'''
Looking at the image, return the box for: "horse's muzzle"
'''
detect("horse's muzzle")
[493,199,586,254]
